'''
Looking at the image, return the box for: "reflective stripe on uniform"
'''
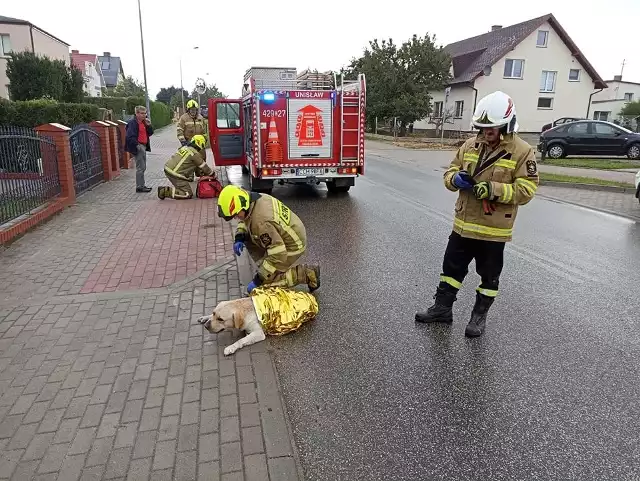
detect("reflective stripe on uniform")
[463,153,479,162]
[237,221,247,234]
[440,275,462,289]
[261,260,277,274]
[164,166,191,181]
[499,183,514,203]
[454,218,513,238]
[266,244,287,256]
[495,159,517,169]
[515,178,538,195]
[476,287,498,297]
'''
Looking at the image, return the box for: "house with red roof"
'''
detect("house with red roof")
[414,13,607,134]
[70,49,105,97]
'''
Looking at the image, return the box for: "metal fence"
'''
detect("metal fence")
[69,124,103,195]
[0,126,62,225]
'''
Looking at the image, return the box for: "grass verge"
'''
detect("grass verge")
[540,172,634,188]
[541,158,640,170]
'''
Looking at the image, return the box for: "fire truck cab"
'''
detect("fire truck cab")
[207,66,366,194]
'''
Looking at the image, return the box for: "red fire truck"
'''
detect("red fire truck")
[207,66,366,194]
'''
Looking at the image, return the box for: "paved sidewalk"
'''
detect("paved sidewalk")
[0,126,301,481]
[538,185,640,221]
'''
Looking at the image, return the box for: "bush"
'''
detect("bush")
[83,96,127,115]
[0,99,100,128]
[85,96,172,129]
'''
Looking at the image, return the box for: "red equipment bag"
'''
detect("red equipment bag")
[196,176,223,199]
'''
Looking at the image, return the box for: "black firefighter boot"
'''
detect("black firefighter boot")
[464,292,495,337]
[415,285,457,324]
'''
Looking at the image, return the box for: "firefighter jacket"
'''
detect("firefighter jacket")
[236,193,307,282]
[177,113,207,143]
[443,133,539,243]
[164,146,213,182]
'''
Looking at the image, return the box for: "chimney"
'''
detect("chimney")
[103,52,111,57]
[613,74,622,82]
[71,49,79,54]
[491,25,502,31]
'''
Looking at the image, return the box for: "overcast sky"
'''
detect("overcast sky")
[4,0,639,100]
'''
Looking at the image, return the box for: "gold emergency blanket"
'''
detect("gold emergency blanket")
[250,287,318,336]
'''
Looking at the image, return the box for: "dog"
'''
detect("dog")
[197,297,266,356]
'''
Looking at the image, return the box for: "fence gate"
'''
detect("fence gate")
[69,124,103,195]
[0,126,62,225]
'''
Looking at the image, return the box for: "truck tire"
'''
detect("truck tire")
[326,180,351,194]
[250,173,272,195]
[241,165,250,175]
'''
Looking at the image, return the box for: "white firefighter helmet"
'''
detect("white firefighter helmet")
[471,91,519,133]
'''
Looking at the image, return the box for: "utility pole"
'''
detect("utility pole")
[137,0,151,121]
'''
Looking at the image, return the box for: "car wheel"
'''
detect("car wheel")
[626,143,640,160]
[547,143,565,159]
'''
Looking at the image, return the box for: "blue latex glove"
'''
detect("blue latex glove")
[180,139,188,146]
[247,280,258,294]
[452,171,474,190]
[233,241,244,256]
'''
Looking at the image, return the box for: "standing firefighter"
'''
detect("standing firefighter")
[217,185,320,294]
[415,91,539,337]
[177,99,208,161]
[158,135,217,200]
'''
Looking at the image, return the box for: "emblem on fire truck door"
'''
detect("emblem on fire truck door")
[294,105,325,147]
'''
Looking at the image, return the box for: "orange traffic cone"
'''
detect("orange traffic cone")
[265,117,284,163]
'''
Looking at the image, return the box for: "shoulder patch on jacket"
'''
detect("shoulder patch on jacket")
[526,159,538,176]
[260,233,272,247]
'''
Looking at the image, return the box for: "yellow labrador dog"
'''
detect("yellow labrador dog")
[197,298,265,356]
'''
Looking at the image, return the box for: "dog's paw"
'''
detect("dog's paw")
[223,345,237,356]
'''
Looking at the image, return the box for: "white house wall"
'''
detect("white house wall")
[591,81,640,103]
[473,21,596,132]
[31,28,69,65]
[413,86,476,131]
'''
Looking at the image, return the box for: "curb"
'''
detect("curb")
[538,194,640,222]
[541,180,636,193]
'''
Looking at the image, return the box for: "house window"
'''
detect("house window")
[569,69,581,81]
[454,100,464,118]
[537,97,553,109]
[624,92,634,102]
[0,34,12,56]
[503,59,524,79]
[101,61,110,70]
[433,101,443,118]
[593,111,610,121]
[540,71,557,92]
[536,30,549,47]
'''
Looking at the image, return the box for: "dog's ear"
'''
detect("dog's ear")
[232,312,244,330]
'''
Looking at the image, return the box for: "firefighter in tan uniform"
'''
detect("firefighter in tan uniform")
[416,91,539,337]
[177,99,208,161]
[217,185,320,294]
[158,135,216,200]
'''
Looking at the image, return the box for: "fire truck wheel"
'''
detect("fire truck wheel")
[326,181,351,194]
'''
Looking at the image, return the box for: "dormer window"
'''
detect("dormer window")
[536,30,548,47]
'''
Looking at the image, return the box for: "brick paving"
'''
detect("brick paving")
[538,185,640,221]
[0,126,301,480]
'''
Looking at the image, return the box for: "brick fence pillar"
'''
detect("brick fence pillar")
[116,120,131,169]
[34,122,76,206]
[90,121,115,182]
[105,120,121,178]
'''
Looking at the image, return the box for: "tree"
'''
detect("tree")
[156,86,188,105]
[345,33,451,136]
[113,75,146,97]
[190,82,226,104]
[620,101,640,117]
[427,106,455,137]
[6,51,84,102]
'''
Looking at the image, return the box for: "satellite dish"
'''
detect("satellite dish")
[195,78,206,95]
[482,65,492,76]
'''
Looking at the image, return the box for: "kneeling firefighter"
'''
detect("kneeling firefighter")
[415,91,539,337]
[217,185,320,294]
[158,134,216,200]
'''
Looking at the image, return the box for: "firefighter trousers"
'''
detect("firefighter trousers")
[438,231,505,298]
[164,175,193,199]
[246,243,319,289]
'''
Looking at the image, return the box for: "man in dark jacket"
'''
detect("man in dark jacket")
[125,105,154,193]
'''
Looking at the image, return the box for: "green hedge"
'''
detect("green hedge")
[0,99,100,128]
[85,96,172,129]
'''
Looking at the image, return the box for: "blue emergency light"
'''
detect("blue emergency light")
[262,92,275,102]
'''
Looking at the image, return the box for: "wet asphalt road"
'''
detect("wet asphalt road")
[232,142,640,481]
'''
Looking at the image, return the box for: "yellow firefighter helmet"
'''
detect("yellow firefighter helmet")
[217,185,250,220]
[186,99,199,110]
[191,134,206,150]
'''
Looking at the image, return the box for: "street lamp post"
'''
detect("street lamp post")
[137,0,151,121]
[180,46,199,112]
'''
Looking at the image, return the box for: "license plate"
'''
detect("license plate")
[296,168,325,176]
